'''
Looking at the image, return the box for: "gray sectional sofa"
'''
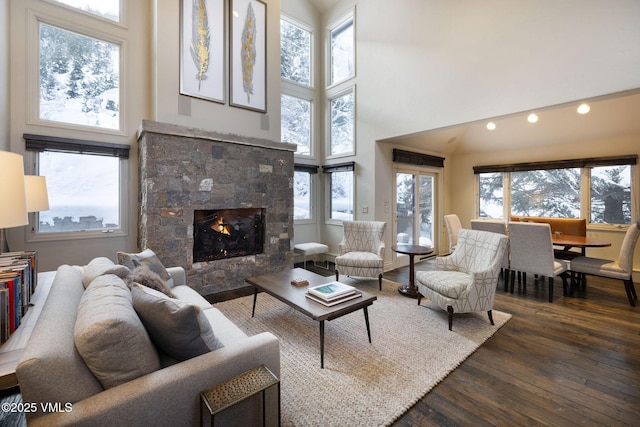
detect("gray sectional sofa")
[16,257,280,426]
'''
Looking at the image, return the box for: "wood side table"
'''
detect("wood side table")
[392,245,433,298]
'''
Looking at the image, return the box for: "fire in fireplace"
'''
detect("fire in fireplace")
[193,208,265,262]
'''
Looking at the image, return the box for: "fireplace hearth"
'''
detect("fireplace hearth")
[193,209,264,262]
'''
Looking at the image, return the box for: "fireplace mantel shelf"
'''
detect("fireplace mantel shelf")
[137,120,296,153]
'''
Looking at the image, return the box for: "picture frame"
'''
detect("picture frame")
[229,0,267,112]
[180,0,225,103]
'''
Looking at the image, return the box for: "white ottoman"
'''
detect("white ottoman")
[293,242,329,269]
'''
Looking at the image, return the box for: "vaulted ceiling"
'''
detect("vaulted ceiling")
[381,89,640,155]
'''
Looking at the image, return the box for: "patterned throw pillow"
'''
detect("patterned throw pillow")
[117,248,174,288]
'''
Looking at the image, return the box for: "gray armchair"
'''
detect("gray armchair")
[335,221,387,290]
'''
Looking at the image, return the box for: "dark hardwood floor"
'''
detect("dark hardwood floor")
[386,260,640,426]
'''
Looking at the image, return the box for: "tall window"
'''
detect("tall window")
[39,23,120,131]
[281,94,311,156]
[280,18,311,86]
[324,163,355,222]
[329,13,354,86]
[590,165,632,224]
[280,16,315,158]
[293,169,313,220]
[329,88,354,157]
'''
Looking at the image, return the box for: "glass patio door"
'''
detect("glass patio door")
[394,170,436,267]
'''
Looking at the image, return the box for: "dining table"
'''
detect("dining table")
[551,233,611,256]
[551,233,611,293]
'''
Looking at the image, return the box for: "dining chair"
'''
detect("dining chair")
[416,229,508,330]
[508,222,570,302]
[335,221,387,290]
[444,214,462,254]
[470,219,510,288]
[569,219,640,306]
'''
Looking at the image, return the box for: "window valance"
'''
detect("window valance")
[473,155,637,174]
[294,164,319,174]
[393,149,444,168]
[322,161,355,173]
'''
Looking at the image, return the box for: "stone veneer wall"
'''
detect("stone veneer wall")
[137,120,295,296]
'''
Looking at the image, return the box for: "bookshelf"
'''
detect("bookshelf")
[0,271,54,389]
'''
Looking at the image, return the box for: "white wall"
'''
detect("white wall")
[0,0,8,151]
[316,0,640,270]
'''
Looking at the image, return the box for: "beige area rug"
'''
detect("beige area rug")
[214,277,511,427]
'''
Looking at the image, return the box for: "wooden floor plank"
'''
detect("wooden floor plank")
[389,261,640,426]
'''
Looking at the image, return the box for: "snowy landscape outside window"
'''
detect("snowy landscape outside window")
[477,162,633,225]
[37,151,121,233]
[39,23,120,130]
[50,0,120,22]
[511,169,581,218]
[329,15,354,86]
[329,89,354,156]
[280,18,311,87]
[478,172,504,218]
[294,171,312,220]
[281,94,311,156]
[329,170,353,221]
[590,165,631,224]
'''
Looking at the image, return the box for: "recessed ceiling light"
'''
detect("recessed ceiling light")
[527,113,539,123]
[577,103,590,114]
[486,122,496,130]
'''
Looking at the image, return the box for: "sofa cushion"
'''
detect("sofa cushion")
[131,284,223,361]
[74,274,161,389]
[82,256,130,288]
[117,248,174,287]
[126,265,175,297]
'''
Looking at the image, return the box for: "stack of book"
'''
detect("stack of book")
[305,281,361,306]
[0,251,38,343]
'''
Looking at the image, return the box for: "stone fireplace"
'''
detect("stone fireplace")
[137,120,295,296]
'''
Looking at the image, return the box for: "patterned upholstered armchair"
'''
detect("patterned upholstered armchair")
[416,229,508,330]
[335,221,387,290]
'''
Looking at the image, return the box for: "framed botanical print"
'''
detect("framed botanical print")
[180,0,225,103]
[229,0,267,112]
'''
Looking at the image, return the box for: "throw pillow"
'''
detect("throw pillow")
[131,283,223,361]
[74,274,161,389]
[126,265,175,298]
[82,257,130,288]
[117,248,174,287]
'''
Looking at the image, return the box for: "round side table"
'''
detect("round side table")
[392,244,434,298]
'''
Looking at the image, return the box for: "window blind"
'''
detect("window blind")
[24,134,130,158]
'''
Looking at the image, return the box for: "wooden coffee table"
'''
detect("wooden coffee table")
[246,268,377,368]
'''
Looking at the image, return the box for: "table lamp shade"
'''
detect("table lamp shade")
[25,175,50,212]
[0,151,28,228]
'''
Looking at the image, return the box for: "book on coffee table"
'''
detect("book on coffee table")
[308,281,356,301]
[305,290,362,306]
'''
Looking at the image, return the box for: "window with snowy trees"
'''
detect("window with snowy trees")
[39,23,120,130]
[477,158,634,225]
